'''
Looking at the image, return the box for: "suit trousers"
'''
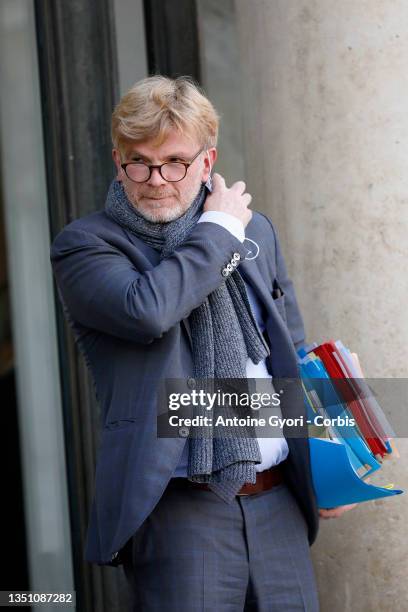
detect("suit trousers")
[121,477,320,611]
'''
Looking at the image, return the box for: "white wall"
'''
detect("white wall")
[235,1,408,609]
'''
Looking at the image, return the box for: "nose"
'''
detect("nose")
[146,167,166,187]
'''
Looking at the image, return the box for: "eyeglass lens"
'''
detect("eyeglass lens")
[126,162,187,183]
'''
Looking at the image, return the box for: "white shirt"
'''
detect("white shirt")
[172,211,289,477]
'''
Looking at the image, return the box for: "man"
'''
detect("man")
[50,75,354,611]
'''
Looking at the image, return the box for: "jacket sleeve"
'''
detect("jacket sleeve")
[50,221,248,344]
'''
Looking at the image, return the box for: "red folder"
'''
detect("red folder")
[313,342,388,457]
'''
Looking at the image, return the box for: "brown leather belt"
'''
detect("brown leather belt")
[188,465,284,496]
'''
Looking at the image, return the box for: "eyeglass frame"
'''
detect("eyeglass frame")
[120,147,205,183]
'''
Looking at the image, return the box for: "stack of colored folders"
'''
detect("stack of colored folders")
[297,340,403,508]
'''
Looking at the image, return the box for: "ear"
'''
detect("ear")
[202,147,217,182]
[112,149,124,181]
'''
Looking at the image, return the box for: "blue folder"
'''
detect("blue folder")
[299,354,381,476]
[298,343,404,507]
[309,438,403,507]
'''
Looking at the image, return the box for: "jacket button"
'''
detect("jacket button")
[230,259,238,267]
[221,268,229,277]
[187,377,196,389]
[233,252,241,261]
[226,263,233,273]
[179,426,190,438]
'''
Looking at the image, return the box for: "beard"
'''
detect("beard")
[123,180,202,223]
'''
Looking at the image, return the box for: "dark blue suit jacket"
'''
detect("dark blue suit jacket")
[50,207,319,566]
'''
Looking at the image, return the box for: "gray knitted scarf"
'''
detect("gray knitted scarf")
[105,179,270,502]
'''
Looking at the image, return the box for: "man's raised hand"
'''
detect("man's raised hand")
[203,173,253,228]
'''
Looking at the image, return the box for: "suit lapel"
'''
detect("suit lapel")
[238,257,273,314]
[239,250,299,378]
[181,316,193,347]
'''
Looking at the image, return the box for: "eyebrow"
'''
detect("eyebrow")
[128,151,191,162]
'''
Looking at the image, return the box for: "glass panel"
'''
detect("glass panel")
[0,0,74,602]
[113,0,148,95]
[196,0,246,184]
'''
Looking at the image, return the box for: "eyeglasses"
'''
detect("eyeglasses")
[121,148,204,183]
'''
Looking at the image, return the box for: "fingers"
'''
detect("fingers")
[319,509,340,519]
[225,178,252,207]
[211,173,226,190]
[230,180,246,194]
[343,503,358,512]
[213,174,247,196]
[319,509,337,519]
[319,503,358,519]
[242,193,252,207]
[204,173,253,228]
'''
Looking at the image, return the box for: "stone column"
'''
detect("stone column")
[235,1,408,609]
